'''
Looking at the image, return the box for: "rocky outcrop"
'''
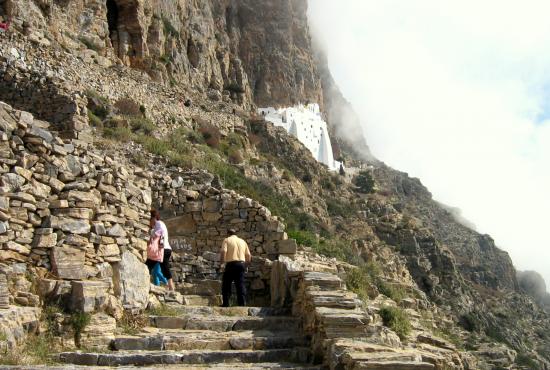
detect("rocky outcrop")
[517,270,550,311]
[112,251,149,311]
[2,0,323,109]
[372,165,518,293]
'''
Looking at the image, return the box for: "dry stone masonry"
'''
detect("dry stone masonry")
[0,101,301,348]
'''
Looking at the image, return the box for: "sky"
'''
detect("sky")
[308,0,550,290]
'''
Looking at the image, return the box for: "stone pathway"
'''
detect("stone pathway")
[57,294,320,369]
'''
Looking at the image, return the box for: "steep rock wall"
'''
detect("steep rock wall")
[2,0,323,109]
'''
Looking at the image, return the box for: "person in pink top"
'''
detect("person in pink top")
[146,209,175,291]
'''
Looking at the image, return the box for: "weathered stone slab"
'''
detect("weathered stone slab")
[53,208,92,219]
[50,246,86,280]
[33,232,57,248]
[97,244,120,257]
[5,241,30,255]
[70,280,110,312]
[107,224,126,237]
[165,214,197,235]
[0,274,9,309]
[277,239,297,254]
[113,251,149,310]
[49,215,91,234]
[112,335,164,351]
[79,313,116,349]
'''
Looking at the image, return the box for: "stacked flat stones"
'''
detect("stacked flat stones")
[0,274,9,308]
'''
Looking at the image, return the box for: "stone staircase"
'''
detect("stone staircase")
[57,295,320,369]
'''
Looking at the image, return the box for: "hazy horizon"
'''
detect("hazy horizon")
[309,0,550,290]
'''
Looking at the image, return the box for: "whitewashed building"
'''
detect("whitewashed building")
[258,104,342,171]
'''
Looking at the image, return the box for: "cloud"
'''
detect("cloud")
[308,0,550,290]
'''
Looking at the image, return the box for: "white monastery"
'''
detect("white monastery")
[258,104,342,171]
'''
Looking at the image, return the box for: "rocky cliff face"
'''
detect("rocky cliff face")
[1,0,322,109]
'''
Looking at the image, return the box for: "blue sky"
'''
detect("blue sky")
[309,0,550,289]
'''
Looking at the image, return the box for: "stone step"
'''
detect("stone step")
[182,294,222,306]
[353,361,435,370]
[30,363,324,369]
[58,348,313,367]
[163,305,291,317]
[112,330,309,351]
[180,279,221,296]
[150,315,301,332]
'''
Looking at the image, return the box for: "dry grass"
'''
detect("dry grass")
[0,335,60,366]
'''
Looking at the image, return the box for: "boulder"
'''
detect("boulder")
[70,281,110,313]
[113,251,150,311]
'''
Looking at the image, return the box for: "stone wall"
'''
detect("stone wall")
[0,100,153,315]
[0,34,90,139]
[0,101,298,319]
[150,172,297,305]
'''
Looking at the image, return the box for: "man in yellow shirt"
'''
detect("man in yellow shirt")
[219,228,251,307]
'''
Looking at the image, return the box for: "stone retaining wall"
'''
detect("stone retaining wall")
[0,101,297,319]
[151,172,297,304]
[0,34,90,139]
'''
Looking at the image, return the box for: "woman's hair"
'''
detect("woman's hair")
[150,209,161,220]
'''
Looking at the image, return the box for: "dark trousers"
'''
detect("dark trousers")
[222,261,246,307]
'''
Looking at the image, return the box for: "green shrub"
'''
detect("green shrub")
[70,312,91,348]
[103,127,132,142]
[0,334,57,365]
[159,54,171,64]
[345,267,373,301]
[87,111,103,128]
[228,148,244,164]
[378,282,407,303]
[131,152,149,168]
[287,230,318,248]
[326,198,355,218]
[516,353,538,368]
[135,135,169,156]
[130,117,156,135]
[167,152,193,169]
[321,176,336,191]
[85,89,110,119]
[187,130,205,144]
[379,306,411,340]
[169,133,191,155]
[459,312,481,332]
[353,170,375,193]
[485,325,509,345]
[225,83,245,94]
